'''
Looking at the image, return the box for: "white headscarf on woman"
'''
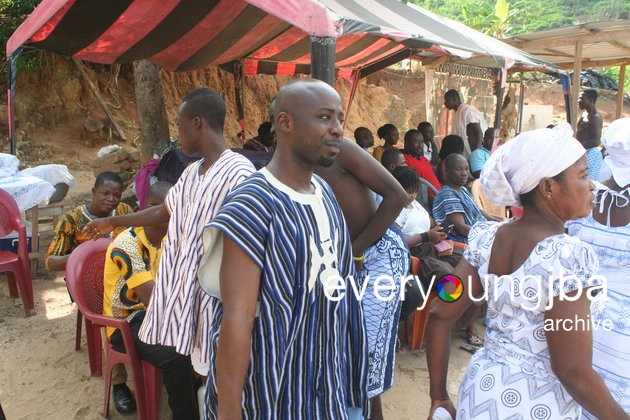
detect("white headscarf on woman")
[602,118,630,188]
[480,124,586,207]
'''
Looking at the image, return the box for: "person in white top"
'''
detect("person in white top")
[444,89,488,158]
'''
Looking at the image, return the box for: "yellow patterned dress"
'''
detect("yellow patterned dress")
[45,203,133,269]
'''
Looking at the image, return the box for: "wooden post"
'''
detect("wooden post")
[616,64,626,120]
[72,58,128,142]
[571,40,583,131]
[424,67,435,124]
[517,78,525,134]
[343,70,361,128]
[29,205,38,273]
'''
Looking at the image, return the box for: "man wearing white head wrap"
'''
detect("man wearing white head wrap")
[479,124,586,207]
[426,124,629,420]
[567,117,630,418]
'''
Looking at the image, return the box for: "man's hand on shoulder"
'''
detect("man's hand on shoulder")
[83,218,115,240]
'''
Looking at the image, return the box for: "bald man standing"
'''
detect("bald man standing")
[201,79,368,419]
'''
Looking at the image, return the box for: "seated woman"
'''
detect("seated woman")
[432,154,502,245]
[426,125,628,420]
[392,166,457,289]
[417,121,440,171]
[372,123,399,163]
[436,134,465,184]
[393,166,483,346]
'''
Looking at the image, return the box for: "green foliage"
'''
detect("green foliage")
[599,66,630,93]
[412,0,628,36]
[1,0,40,45]
[1,0,41,77]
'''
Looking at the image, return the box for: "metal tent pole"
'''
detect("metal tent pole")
[560,74,572,125]
[7,56,17,155]
[310,36,336,86]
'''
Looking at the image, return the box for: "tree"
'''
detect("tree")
[132,59,170,163]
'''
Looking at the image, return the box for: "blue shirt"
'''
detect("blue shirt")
[469,147,491,174]
[432,185,486,243]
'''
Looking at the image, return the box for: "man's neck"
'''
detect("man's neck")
[405,150,420,159]
[144,226,165,248]
[266,155,315,194]
[198,137,228,175]
[85,203,112,219]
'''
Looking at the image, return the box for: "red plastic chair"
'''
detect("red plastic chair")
[0,188,35,317]
[65,238,162,419]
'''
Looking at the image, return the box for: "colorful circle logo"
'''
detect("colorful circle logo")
[437,275,464,302]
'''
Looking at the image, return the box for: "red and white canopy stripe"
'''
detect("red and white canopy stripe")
[7,0,560,75]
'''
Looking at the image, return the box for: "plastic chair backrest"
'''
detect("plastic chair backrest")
[416,177,439,213]
[66,238,112,318]
[470,179,506,219]
[0,188,23,238]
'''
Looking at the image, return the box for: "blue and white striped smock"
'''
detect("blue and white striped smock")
[567,184,630,418]
[432,185,486,243]
[202,168,369,419]
[138,150,255,367]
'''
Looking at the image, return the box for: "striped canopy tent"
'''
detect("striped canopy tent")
[5,0,564,152]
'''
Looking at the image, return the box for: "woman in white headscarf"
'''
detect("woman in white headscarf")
[425,125,629,420]
[567,118,630,418]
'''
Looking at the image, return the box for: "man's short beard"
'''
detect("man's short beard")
[317,156,336,167]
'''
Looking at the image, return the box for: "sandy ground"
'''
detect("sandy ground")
[0,269,474,420]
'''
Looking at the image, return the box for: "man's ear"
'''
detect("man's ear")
[276,112,291,133]
[91,187,96,195]
[192,116,202,131]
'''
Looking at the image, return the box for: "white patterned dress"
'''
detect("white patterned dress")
[567,185,630,418]
[457,221,602,420]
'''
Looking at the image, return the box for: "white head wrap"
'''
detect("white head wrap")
[480,123,585,206]
[602,118,630,187]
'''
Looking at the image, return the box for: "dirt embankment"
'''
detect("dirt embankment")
[1,53,628,184]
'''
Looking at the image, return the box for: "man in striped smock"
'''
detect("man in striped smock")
[84,88,255,377]
[200,79,368,419]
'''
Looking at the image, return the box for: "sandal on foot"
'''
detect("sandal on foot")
[468,335,484,346]
[459,344,482,354]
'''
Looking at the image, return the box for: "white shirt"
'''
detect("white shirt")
[452,103,488,157]
[422,142,433,162]
[395,200,431,236]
